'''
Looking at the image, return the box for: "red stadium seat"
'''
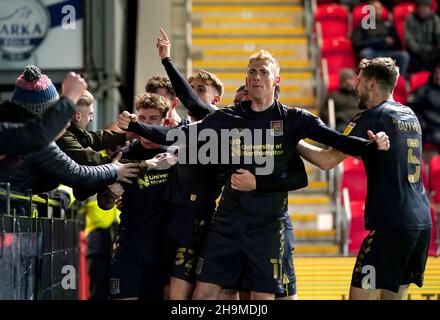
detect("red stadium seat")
[341,156,367,201]
[410,71,430,92]
[392,2,416,43]
[341,157,368,255]
[348,201,369,255]
[327,72,340,92]
[352,3,389,30]
[429,154,440,204]
[315,4,349,39]
[429,207,438,256]
[321,37,356,75]
[393,76,409,105]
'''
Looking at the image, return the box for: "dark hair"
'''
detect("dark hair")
[359,57,399,94]
[145,76,176,99]
[415,0,432,7]
[428,62,440,84]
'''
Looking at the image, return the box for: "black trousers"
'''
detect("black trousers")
[86,227,114,300]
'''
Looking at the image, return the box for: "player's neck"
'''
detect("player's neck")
[251,95,274,112]
[366,93,391,109]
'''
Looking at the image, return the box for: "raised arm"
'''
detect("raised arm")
[157,28,215,119]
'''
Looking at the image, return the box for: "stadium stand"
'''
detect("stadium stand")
[392,2,416,43]
[315,3,349,39]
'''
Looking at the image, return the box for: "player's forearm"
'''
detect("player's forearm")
[127,122,174,145]
[296,140,346,170]
[309,124,376,157]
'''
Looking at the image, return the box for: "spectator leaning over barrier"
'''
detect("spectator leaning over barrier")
[56,90,129,166]
[0,71,88,171]
[56,90,129,300]
[404,0,440,72]
[0,65,139,196]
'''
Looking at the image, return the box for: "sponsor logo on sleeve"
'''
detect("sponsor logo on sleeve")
[343,122,356,136]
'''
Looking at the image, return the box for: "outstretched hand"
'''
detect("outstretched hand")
[143,152,178,171]
[368,130,390,151]
[112,152,139,184]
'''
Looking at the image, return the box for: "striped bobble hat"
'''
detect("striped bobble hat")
[11,65,59,115]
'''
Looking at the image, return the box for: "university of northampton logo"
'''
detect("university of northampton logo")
[270,120,284,136]
[0,0,50,60]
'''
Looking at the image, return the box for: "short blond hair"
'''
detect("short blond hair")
[248,50,280,74]
[188,70,224,97]
[134,93,170,118]
[77,90,94,107]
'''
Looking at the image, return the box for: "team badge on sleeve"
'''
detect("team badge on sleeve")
[343,122,356,136]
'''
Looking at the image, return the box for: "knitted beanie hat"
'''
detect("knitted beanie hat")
[11,65,59,115]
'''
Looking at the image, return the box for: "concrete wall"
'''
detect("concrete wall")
[135,0,172,96]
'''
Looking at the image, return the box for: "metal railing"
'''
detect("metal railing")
[0,183,83,300]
